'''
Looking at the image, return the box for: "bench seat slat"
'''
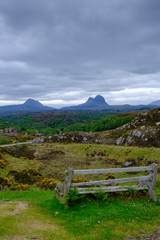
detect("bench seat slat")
[73,185,148,194]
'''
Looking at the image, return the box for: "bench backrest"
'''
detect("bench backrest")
[62,164,158,202]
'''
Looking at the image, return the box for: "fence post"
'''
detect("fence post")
[148,164,158,202]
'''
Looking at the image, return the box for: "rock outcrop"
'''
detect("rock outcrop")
[114,108,160,147]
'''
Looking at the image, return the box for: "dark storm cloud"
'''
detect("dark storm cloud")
[0,0,160,106]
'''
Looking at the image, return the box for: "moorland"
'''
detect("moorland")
[0,108,160,240]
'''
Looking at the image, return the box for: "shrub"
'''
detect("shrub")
[67,188,82,205]
[0,151,3,159]
[104,174,115,180]
[0,136,9,145]
[0,153,9,168]
[0,177,12,189]
[36,178,61,190]
[10,183,30,191]
[72,177,87,183]
[8,169,42,184]
[15,135,34,142]
[92,190,109,201]
[0,159,6,168]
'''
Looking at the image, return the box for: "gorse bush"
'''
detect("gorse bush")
[8,169,42,184]
[72,177,87,183]
[14,135,34,142]
[0,159,6,168]
[36,178,61,190]
[10,183,30,191]
[0,151,9,168]
[104,173,115,180]
[0,177,12,189]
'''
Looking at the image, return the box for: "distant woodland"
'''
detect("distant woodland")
[0,111,134,135]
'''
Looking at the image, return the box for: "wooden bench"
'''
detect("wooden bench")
[55,164,158,203]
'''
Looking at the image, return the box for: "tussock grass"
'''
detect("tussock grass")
[29,143,160,180]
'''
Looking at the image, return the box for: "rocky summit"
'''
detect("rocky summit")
[61,95,109,110]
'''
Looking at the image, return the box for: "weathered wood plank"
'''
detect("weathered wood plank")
[74,185,148,194]
[148,164,158,202]
[73,166,152,175]
[71,175,151,187]
[63,167,73,197]
[55,164,158,203]
[55,183,64,201]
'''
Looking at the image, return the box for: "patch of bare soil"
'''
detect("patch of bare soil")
[3,236,42,240]
[0,201,57,240]
[126,229,160,240]
[0,201,28,216]
[9,202,28,216]
[20,219,55,231]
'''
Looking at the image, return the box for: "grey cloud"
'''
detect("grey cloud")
[0,0,160,106]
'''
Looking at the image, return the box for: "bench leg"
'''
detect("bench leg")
[148,164,158,202]
[148,189,157,202]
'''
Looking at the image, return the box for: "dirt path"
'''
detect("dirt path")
[0,200,65,240]
[126,229,160,240]
[0,141,32,148]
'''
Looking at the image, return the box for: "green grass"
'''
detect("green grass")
[0,187,160,240]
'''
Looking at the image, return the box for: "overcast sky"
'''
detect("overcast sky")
[0,0,160,108]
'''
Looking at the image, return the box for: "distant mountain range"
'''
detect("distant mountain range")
[61,95,158,112]
[0,96,159,116]
[0,99,56,116]
[150,100,160,106]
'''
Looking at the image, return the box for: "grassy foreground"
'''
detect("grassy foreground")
[0,186,160,240]
[1,143,160,239]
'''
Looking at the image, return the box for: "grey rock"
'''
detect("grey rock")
[116,136,124,145]
[132,130,142,137]
[83,137,88,142]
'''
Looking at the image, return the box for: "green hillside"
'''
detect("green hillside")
[0,111,134,135]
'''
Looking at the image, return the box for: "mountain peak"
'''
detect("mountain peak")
[94,95,108,105]
[86,97,94,103]
[76,95,109,109]
[23,99,43,107]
